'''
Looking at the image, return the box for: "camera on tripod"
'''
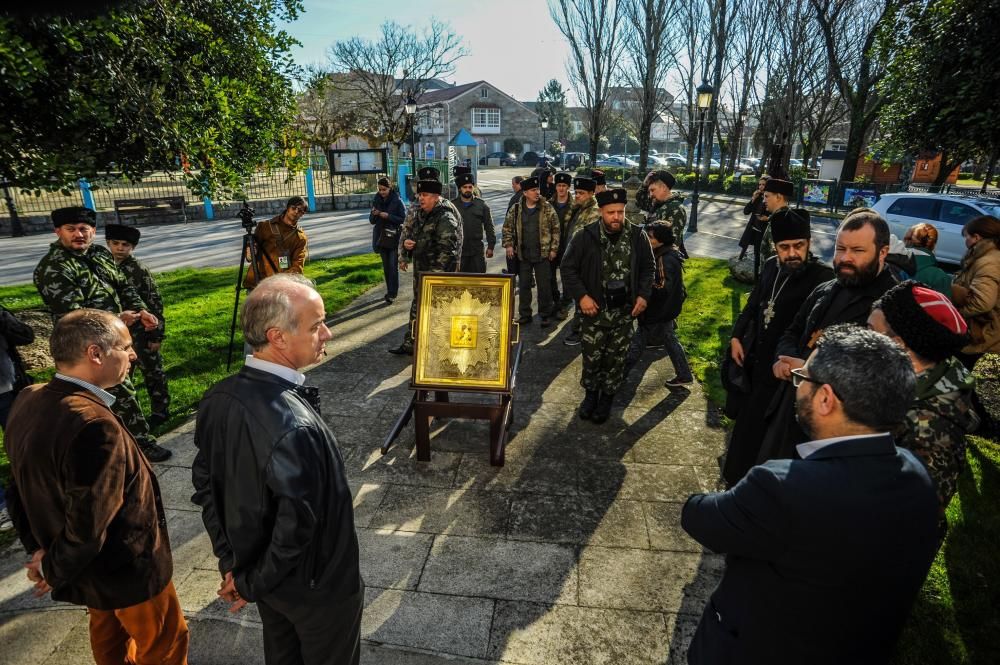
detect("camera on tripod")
[238,201,256,232]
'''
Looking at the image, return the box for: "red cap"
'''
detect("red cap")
[911,285,967,334]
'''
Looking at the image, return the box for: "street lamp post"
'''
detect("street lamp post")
[541,117,549,160]
[689,81,714,234]
[405,96,418,195]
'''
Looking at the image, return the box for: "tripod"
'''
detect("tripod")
[226,203,263,370]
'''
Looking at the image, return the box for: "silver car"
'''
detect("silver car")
[872,192,1000,265]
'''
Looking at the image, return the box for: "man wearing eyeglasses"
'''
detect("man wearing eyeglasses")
[683,324,940,665]
[244,196,310,289]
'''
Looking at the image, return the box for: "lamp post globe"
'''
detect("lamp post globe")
[690,81,714,233]
[541,117,549,161]
[405,96,418,195]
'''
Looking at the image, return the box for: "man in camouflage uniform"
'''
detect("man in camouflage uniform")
[645,170,689,257]
[397,166,463,260]
[105,224,170,426]
[561,189,654,424]
[502,175,560,327]
[389,175,461,356]
[868,281,980,538]
[562,176,601,344]
[548,172,574,315]
[33,207,171,462]
[757,178,794,264]
[452,171,495,273]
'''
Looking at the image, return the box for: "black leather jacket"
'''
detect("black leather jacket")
[192,367,362,605]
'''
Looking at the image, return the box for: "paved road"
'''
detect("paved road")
[0,170,841,286]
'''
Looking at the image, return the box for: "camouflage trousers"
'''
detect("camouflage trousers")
[107,377,156,446]
[580,314,634,394]
[403,270,429,350]
[130,334,170,417]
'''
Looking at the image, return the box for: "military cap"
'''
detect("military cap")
[591,169,607,185]
[876,281,969,362]
[52,206,97,227]
[416,179,443,194]
[520,176,540,191]
[771,208,811,243]
[453,165,472,176]
[418,166,441,181]
[573,177,596,192]
[105,223,141,246]
[764,178,794,198]
[647,170,676,188]
[455,173,475,187]
[554,172,572,185]
[595,188,627,207]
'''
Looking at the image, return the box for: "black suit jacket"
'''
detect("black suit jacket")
[683,434,939,665]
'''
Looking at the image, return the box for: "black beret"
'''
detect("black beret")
[647,170,676,188]
[453,165,472,176]
[418,166,441,181]
[416,179,443,195]
[52,206,97,227]
[455,173,475,187]
[105,223,141,246]
[554,172,572,185]
[875,280,970,362]
[595,188,627,207]
[764,178,794,198]
[771,208,811,243]
[520,176,540,191]
[590,169,606,185]
[573,177,596,192]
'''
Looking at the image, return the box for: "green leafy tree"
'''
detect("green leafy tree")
[872,0,1000,185]
[536,79,571,141]
[503,137,524,155]
[0,0,304,197]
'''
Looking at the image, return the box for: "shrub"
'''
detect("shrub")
[503,138,523,155]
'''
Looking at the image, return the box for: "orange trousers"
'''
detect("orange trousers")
[88,581,189,665]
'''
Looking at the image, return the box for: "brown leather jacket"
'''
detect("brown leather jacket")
[5,379,173,610]
[244,214,309,288]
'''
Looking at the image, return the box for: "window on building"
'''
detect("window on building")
[472,107,501,131]
[480,88,489,98]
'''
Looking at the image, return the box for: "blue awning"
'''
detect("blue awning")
[449,128,479,147]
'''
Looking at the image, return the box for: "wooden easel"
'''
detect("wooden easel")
[382,340,523,467]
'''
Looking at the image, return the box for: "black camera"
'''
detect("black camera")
[238,201,256,232]
[605,279,630,309]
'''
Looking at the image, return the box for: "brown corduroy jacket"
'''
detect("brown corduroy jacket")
[5,379,173,610]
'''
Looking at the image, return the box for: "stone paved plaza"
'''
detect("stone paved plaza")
[0,258,727,664]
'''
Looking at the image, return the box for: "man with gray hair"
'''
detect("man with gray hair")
[5,309,188,665]
[682,324,940,665]
[192,274,363,665]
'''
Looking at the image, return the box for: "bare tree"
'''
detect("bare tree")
[549,0,627,164]
[810,0,897,182]
[622,0,682,170]
[798,61,848,168]
[327,20,467,159]
[662,0,711,169]
[702,0,743,173]
[720,0,769,175]
[296,66,371,154]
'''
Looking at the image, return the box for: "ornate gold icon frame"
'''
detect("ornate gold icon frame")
[412,273,516,392]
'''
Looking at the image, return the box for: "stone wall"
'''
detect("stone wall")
[449,84,543,156]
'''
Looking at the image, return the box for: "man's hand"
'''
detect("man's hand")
[25,549,51,598]
[506,247,515,259]
[486,248,494,259]
[772,355,805,381]
[403,239,416,251]
[399,261,409,272]
[579,295,599,316]
[549,250,558,261]
[218,571,248,614]
[147,341,162,353]
[119,310,139,326]
[730,338,745,366]
[379,211,389,219]
[138,310,158,331]
[630,296,647,318]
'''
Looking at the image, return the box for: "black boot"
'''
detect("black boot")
[591,392,614,424]
[578,390,599,420]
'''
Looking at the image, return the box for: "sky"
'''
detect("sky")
[281,0,574,103]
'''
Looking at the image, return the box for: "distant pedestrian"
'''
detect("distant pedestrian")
[503,175,560,327]
[757,178,794,264]
[737,175,771,280]
[452,172,495,273]
[244,196,309,289]
[105,224,170,427]
[548,172,574,312]
[902,223,953,296]
[369,177,406,303]
[561,176,602,345]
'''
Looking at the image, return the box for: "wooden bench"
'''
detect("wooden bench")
[113,196,187,225]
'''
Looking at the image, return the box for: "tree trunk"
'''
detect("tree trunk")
[932,151,957,188]
[982,152,998,192]
[839,104,868,183]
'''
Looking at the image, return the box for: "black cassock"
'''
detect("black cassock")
[723,256,833,486]
[756,267,899,464]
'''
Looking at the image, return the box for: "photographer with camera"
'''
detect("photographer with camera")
[243,196,309,290]
[561,188,654,424]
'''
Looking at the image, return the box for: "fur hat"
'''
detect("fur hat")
[455,173,475,187]
[590,169,607,185]
[104,223,140,246]
[573,177,596,192]
[416,179,443,195]
[764,178,794,199]
[647,170,676,188]
[520,176,540,191]
[554,172,572,185]
[417,166,440,181]
[595,188,627,207]
[875,280,970,361]
[52,206,97,227]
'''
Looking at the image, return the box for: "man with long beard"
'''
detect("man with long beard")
[722,209,833,486]
[756,209,898,462]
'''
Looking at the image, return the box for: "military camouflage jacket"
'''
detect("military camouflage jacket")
[399,201,461,272]
[399,197,463,258]
[502,198,560,256]
[647,194,687,236]
[118,255,165,341]
[34,242,147,324]
[894,357,980,510]
[564,196,601,243]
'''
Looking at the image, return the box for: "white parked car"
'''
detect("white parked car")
[872,193,1000,265]
[596,155,639,168]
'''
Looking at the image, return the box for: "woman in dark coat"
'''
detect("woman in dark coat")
[369,177,406,303]
[737,176,771,280]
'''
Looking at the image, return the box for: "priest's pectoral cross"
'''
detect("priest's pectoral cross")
[764,300,776,327]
